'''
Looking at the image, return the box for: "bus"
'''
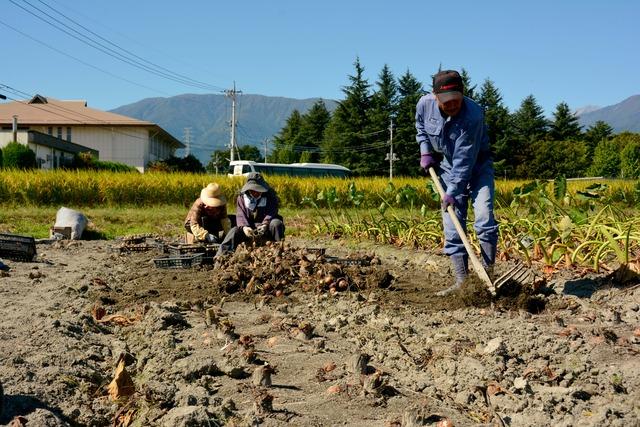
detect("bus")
[228,160,351,178]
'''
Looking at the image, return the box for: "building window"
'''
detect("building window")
[48,127,53,135]
[66,127,71,142]
[57,127,62,139]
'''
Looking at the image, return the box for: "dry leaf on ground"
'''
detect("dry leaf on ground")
[107,359,135,400]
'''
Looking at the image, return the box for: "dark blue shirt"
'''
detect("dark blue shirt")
[416,94,490,197]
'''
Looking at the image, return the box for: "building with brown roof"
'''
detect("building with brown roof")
[0,95,184,172]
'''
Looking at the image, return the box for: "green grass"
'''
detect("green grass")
[0,206,311,239]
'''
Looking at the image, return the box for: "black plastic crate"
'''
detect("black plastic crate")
[0,233,37,262]
[122,234,154,244]
[167,243,219,257]
[153,253,204,269]
[119,243,158,253]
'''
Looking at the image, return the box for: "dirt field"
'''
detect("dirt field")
[0,236,638,426]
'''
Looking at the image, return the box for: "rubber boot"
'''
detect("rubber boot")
[437,254,468,296]
[0,260,9,272]
[480,241,496,279]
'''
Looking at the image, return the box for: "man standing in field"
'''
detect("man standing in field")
[415,69,498,295]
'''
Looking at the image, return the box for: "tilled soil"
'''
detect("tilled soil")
[0,237,638,426]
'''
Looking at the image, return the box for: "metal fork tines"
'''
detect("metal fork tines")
[494,264,531,289]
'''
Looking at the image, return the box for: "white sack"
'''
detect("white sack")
[54,207,88,240]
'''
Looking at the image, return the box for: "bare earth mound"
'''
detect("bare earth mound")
[0,238,638,426]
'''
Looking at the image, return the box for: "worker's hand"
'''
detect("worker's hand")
[204,233,218,243]
[441,193,457,210]
[256,223,268,236]
[242,226,255,237]
[420,153,439,171]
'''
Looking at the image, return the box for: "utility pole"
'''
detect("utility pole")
[263,138,269,163]
[214,152,219,175]
[12,115,18,143]
[385,118,397,181]
[183,127,192,157]
[224,82,242,162]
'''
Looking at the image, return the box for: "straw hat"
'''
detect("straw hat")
[200,183,227,207]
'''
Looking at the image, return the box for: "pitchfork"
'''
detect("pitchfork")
[428,167,531,296]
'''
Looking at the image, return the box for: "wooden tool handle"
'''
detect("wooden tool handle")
[428,167,495,295]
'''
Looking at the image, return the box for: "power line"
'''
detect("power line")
[236,123,263,142]
[1,84,167,144]
[0,18,234,120]
[43,0,227,89]
[33,0,224,92]
[9,0,222,91]
[0,20,244,157]
[0,19,171,96]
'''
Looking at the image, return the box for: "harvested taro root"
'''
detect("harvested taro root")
[212,242,394,296]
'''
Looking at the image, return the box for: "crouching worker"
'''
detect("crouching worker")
[217,173,284,255]
[184,182,232,244]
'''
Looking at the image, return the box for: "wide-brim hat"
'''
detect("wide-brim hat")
[241,181,268,194]
[200,183,227,207]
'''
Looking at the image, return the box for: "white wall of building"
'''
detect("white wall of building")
[0,131,72,169]
[1,126,178,172]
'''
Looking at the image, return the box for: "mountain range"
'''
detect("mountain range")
[576,95,640,134]
[110,93,640,165]
[110,94,337,164]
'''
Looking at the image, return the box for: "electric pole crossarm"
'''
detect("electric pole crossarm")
[224,82,242,163]
[386,118,397,181]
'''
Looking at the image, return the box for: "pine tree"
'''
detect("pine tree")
[549,102,582,141]
[513,95,548,143]
[272,110,303,163]
[366,64,398,176]
[511,95,548,177]
[460,68,477,100]
[583,120,613,158]
[394,69,424,176]
[322,57,372,174]
[477,79,512,177]
[297,100,331,163]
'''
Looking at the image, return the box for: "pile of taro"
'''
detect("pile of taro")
[211,242,394,296]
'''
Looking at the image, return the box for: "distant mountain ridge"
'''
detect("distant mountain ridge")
[110,94,337,164]
[576,95,640,133]
[110,93,640,165]
[573,105,601,116]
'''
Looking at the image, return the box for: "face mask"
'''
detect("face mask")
[243,193,257,211]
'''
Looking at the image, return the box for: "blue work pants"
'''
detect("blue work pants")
[440,165,498,258]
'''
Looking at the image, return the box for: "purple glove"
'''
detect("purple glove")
[441,193,456,210]
[420,153,439,170]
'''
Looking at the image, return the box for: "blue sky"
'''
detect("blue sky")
[1,0,638,116]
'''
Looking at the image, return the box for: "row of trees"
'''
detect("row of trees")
[266,58,640,178]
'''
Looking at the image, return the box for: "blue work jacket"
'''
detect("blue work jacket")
[415,94,491,197]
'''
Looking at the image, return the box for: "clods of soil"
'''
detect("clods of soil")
[0,238,638,426]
